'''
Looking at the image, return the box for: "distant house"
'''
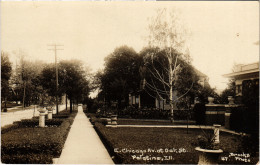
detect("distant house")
[129,68,210,110]
[223,62,259,96]
[193,67,210,88]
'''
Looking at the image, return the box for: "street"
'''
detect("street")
[1,104,67,127]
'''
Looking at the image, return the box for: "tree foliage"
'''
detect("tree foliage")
[41,60,90,112]
[3,50,90,111]
[6,51,47,107]
[140,47,197,101]
[59,60,90,102]
[40,64,57,97]
[1,51,12,82]
[98,45,142,108]
[219,79,236,104]
[1,51,12,103]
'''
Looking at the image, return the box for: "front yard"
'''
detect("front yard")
[91,115,259,164]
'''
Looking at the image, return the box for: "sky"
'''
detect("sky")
[1,1,259,95]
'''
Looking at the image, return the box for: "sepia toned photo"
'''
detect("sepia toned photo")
[1,1,259,164]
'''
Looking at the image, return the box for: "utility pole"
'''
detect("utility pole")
[48,44,64,114]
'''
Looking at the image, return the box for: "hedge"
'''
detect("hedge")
[32,109,71,119]
[118,109,194,120]
[229,106,259,134]
[1,123,20,134]
[1,153,53,164]
[2,112,70,134]
[94,122,123,164]
[13,119,63,127]
[1,110,78,164]
[53,115,70,119]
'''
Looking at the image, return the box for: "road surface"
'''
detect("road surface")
[1,104,67,127]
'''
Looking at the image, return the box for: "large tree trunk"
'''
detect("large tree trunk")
[72,100,74,111]
[70,98,72,113]
[4,97,7,109]
[169,50,174,123]
[15,90,18,104]
[22,82,26,110]
[66,94,67,110]
[170,85,174,123]
[138,95,141,109]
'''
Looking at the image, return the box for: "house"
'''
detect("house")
[193,67,210,88]
[223,62,259,96]
[129,68,210,110]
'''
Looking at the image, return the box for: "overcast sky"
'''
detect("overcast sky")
[1,1,259,93]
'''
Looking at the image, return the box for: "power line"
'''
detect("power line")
[47,44,64,114]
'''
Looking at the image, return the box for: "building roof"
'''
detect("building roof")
[193,67,208,78]
[223,62,259,78]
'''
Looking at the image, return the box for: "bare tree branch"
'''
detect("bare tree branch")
[147,67,170,87]
[175,81,194,101]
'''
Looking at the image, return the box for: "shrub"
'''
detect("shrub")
[32,109,70,120]
[1,123,20,134]
[118,107,193,120]
[1,111,78,164]
[54,110,71,116]
[13,119,63,127]
[85,113,108,126]
[2,128,64,156]
[101,119,108,125]
[193,103,206,125]
[94,122,123,163]
[196,129,219,150]
[1,153,53,164]
[53,115,69,119]
[229,106,251,133]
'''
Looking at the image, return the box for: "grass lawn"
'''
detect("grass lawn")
[95,123,259,164]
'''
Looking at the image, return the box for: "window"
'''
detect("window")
[236,85,242,95]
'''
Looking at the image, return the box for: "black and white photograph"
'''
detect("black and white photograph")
[1,1,259,164]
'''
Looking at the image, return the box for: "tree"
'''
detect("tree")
[41,60,90,113]
[219,63,237,104]
[144,8,192,122]
[59,60,90,113]
[1,51,12,110]
[140,47,198,108]
[195,84,220,104]
[219,79,235,104]
[40,64,57,98]
[10,53,30,108]
[14,57,46,108]
[1,51,12,84]
[98,46,142,109]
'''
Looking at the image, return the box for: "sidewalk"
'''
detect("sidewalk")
[107,124,241,135]
[57,106,114,164]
